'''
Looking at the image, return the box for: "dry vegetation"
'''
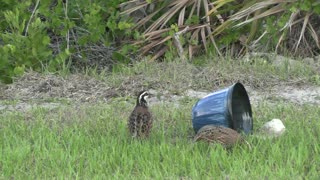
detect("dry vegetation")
[1,56,319,105]
[121,0,320,59]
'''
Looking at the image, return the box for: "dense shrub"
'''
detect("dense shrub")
[0,0,131,83]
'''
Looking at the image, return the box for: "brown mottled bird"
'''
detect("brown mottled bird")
[193,125,243,148]
[128,90,152,138]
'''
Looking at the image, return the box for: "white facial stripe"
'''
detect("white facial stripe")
[138,91,148,104]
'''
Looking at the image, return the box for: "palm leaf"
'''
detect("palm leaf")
[280,11,299,31]
[120,2,149,15]
[308,23,320,49]
[178,6,186,26]
[295,13,311,53]
[231,0,294,21]
[200,27,207,51]
[233,4,286,27]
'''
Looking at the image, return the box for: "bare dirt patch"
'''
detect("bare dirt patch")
[2,72,118,103]
[1,57,320,112]
[246,85,320,105]
[1,69,319,113]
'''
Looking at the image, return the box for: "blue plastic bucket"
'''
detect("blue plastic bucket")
[192,82,253,134]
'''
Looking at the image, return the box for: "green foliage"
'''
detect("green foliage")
[218,25,247,46]
[0,8,52,83]
[1,0,319,83]
[185,15,200,25]
[290,0,320,14]
[0,0,134,83]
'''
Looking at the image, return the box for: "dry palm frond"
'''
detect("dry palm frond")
[144,0,189,33]
[120,0,235,60]
[308,23,320,49]
[294,13,311,53]
[232,4,286,27]
[216,0,319,57]
[120,2,149,15]
[231,0,292,20]
[122,0,319,59]
[280,11,299,31]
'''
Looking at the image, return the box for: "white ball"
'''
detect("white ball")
[260,119,286,137]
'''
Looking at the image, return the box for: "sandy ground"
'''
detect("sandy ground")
[0,71,319,112]
[251,85,320,105]
[149,85,320,106]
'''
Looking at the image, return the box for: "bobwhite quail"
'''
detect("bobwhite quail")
[193,125,243,148]
[128,90,152,138]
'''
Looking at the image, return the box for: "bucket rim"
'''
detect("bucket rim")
[226,82,251,125]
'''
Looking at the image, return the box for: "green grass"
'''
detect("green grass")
[1,99,320,179]
[1,57,320,178]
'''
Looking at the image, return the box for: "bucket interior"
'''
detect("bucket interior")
[228,83,253,134]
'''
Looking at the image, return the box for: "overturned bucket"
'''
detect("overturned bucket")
[192,82,253,134]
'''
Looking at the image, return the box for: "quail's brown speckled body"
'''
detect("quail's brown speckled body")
[193,125,243,148]
[128,91,152,138]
